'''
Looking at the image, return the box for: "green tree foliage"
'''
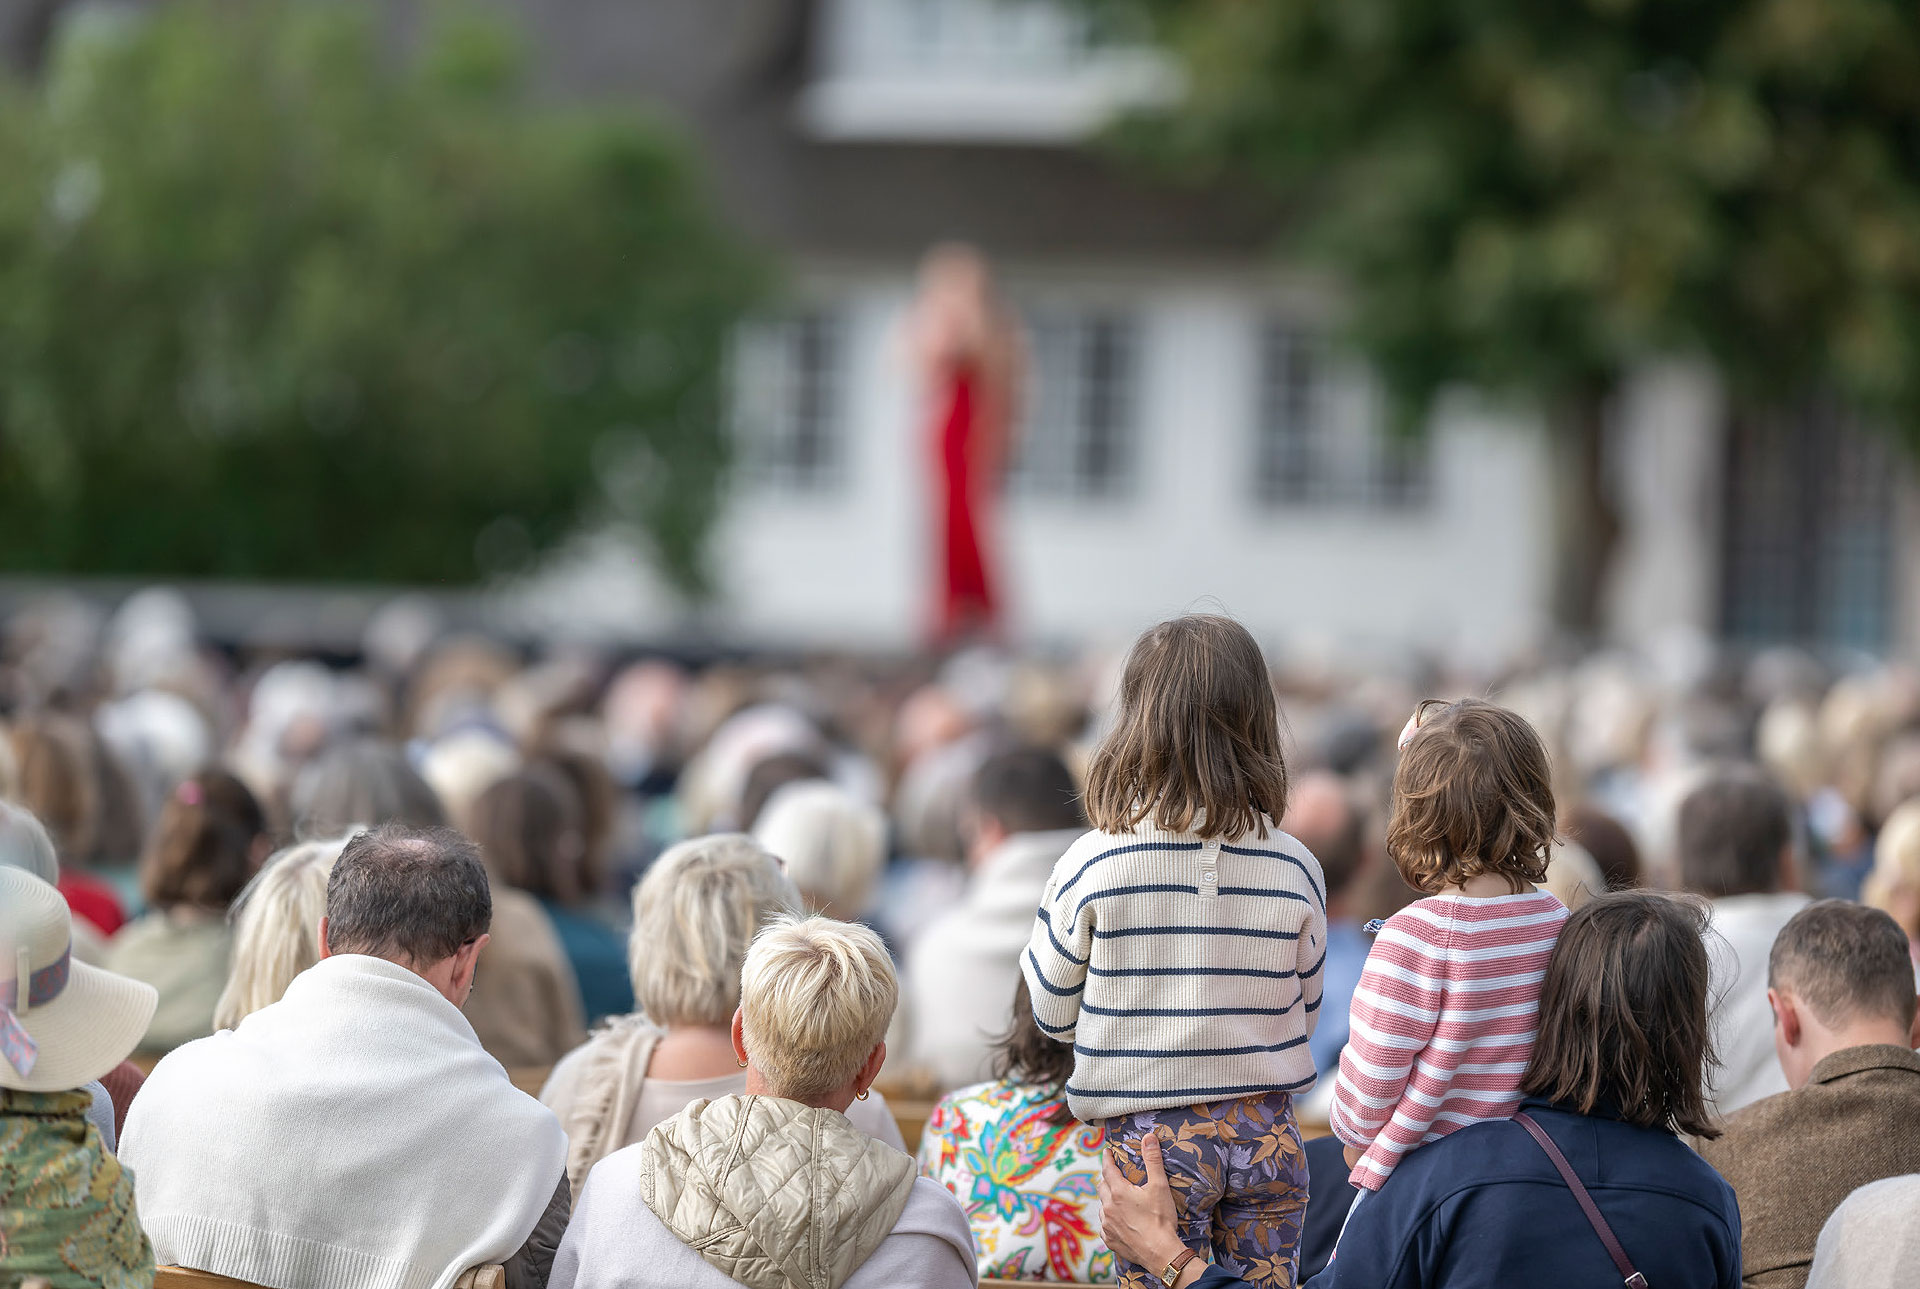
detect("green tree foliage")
[1118,0,1920,630]
[0,1,760,590]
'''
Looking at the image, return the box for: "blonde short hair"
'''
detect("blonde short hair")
[1866,798,1920,918]
[629,834,799,1027]
[752,780,886,917]
[212,836,348,1030]
[739,916,897,1100]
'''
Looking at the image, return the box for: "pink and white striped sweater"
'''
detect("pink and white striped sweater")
[1329,888,1567,1190]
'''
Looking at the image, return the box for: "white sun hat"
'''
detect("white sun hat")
[0,867,156,1092]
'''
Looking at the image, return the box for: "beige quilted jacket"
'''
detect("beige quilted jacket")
[637,1094,918,1289]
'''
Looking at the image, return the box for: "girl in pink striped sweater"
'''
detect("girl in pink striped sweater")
[1329,698,1568,1203]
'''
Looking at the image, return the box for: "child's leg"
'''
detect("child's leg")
[1102,1108,1227,1289]
[1207,1092,1311,1289]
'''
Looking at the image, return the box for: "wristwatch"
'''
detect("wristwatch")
[1161,1248,1200,1287]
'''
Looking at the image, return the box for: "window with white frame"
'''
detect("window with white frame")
[1012,309,1139,500]
[1255,323,1428,509]
[728,310,848,492]
[801,0,1179,143]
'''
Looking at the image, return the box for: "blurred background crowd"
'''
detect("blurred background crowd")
[8,583,1919,1084]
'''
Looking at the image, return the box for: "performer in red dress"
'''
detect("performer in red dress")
[909,245,1022,648]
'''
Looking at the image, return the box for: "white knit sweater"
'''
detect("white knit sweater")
[1022,822,1327,1123]
[121,954,567,1289]
[905,827,1083,1088]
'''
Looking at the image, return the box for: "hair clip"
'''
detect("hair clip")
[1362,918,1387,935]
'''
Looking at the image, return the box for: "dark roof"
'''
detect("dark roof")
[497,0,1284,264]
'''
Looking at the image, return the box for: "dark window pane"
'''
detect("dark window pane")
[1014,307,1137,499]
[1721,399,1892,651]
[1254,320,1426,510]
[730,309,846,491]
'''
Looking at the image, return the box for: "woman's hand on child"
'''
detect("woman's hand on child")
[1098,1131,1206,1287]
[1343,1143,1365,1170]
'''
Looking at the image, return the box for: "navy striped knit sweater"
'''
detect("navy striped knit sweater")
[1021,820,1328,1123]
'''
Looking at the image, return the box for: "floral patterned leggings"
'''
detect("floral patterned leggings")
[1103,1091,1309,1289]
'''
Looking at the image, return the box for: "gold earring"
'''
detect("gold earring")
[737,1058,748,1069]
[856,1089,871,1101]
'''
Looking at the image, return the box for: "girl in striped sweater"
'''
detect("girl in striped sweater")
[1329,698,1568,1206]
[1025,615,1326,1289]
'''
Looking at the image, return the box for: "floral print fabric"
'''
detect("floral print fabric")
[0,1089,154,1289]
[1103,1091,1308,1289]
[919,1080,1116,1282]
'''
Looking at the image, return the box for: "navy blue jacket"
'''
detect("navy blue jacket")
[1194,1099,1740,1289]
[1298,1133,1358,1281]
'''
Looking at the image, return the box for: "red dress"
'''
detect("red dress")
[932,363,1001,645]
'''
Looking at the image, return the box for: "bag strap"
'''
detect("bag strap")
[1511,1111,1648,1289]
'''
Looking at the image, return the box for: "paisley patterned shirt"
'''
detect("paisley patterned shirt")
[917,1080,1115,1283]
[0,1089,154,1289]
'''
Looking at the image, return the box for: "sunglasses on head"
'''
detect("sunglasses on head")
[1397,698,1456,750]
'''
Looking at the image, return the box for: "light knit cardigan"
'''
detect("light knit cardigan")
[121,954,567,1289]
[545,1014,664,1199]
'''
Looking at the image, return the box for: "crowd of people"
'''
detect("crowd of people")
[2,586,1919,1289]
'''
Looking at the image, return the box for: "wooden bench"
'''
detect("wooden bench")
[888,1098,941,1153]
[872,1069,947,1104]
[156,1265,505,1289]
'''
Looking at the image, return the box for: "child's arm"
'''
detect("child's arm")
[1296,892,1329,1041]
[1021,854,1095,1042]
[1328,913,1444,1151]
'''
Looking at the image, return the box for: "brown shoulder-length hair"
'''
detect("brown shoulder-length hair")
[1084,615,1287,840]
[1520,891,1720,1139]
[12,713,103,866]
[470,765,587,904]
[993,978,1076,1123]
[1387,698,1554,894]
[140,770,267,912]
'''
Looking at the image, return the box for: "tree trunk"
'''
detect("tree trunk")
[1548,381,1622,642]
[3,0,70,75]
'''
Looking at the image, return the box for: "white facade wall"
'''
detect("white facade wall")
[508,267,1747,660]
[1604,363,1725,653]
[504,1,1741,659]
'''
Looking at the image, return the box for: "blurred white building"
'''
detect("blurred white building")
[2,0,1904,659]
[713,265,1563,665]
[302,2,1920,656]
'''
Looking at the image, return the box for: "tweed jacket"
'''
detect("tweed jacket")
[1699,1044,1920,1289]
